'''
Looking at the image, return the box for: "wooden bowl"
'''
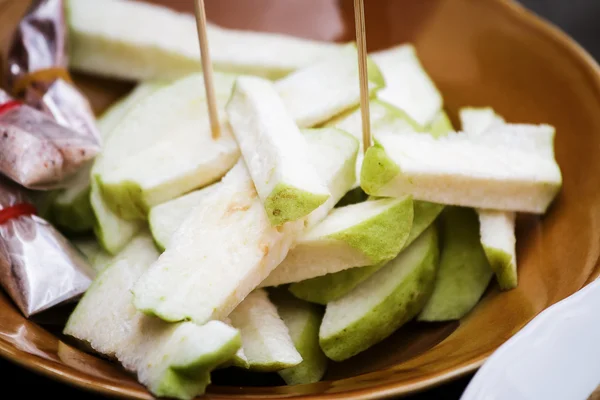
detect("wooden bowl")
[1,0,600,398]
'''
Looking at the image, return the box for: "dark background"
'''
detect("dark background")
[2,0,600,399]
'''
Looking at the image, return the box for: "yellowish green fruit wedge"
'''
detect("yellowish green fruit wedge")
[133,161,279,324]
[91,82,164,254]
[229,289,302,372]
[100,83,169,132]
[229,341,250,369]
[72,239,112,273]
[64,234,241,400]
[149,183,221,250]
[327,98,422,142]
[207,24,346,80]
[477,210,517,290]
[226,76,330,226]
[459,107,556,159]
[353,100,424,196]
[146,128,358,251]
[96,73,239,220]
[132,128,358,325]
[276,44,385,128]
[459,107,505,136]
[289,263,385,306]
[370,44,443,126]
[289,201,444,304]
[216,317,250,370]
[474,124,557,159]
[66,0,345,81]
[270,289,327,385]
[319,226,439,361]
[48,166,94,233]
[360,131,562,213]
[427,111,454,138]
[301,129,359,227]
[405,201,445,244]
[91,181,144,255]
[260,196,414,287]
[232,348,249,369]
[459,107,552,291]
[49,81,164,236]
[418,207,493,321]
[325,98,423,187]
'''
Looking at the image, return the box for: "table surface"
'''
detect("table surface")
[3,0,600,398]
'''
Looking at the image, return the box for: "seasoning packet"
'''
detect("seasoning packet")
[0,89,99,189]
[5,0,101,146]
[0,178,94,317]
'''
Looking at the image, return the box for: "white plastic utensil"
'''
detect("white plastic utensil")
[462,276,600,400]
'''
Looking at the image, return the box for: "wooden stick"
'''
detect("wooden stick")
[193,0,220,139]
[353,0,371,153]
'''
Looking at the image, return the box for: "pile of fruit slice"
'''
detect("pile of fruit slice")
[57,0,563,398]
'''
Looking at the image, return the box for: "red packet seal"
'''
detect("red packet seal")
[0,203,37,225]
[0,100,22,116]
[0,91,99,189]
[0,179,95,317]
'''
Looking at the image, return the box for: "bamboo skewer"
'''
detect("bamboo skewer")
[353,0,372,153]
[192,0,369,144]
[193,0,221,139]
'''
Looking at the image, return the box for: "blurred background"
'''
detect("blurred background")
[3,0,600,399]
[520,0,600,61]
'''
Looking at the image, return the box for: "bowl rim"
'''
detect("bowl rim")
[2,0,600,399]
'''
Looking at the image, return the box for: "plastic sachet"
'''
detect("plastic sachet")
[0,89,99,189]
[0,178,95,317]
[3,0,101,189]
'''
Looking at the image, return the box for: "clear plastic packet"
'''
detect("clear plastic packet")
[5,0,101,146]
[0,89,99,189]
[0,179,95,317]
